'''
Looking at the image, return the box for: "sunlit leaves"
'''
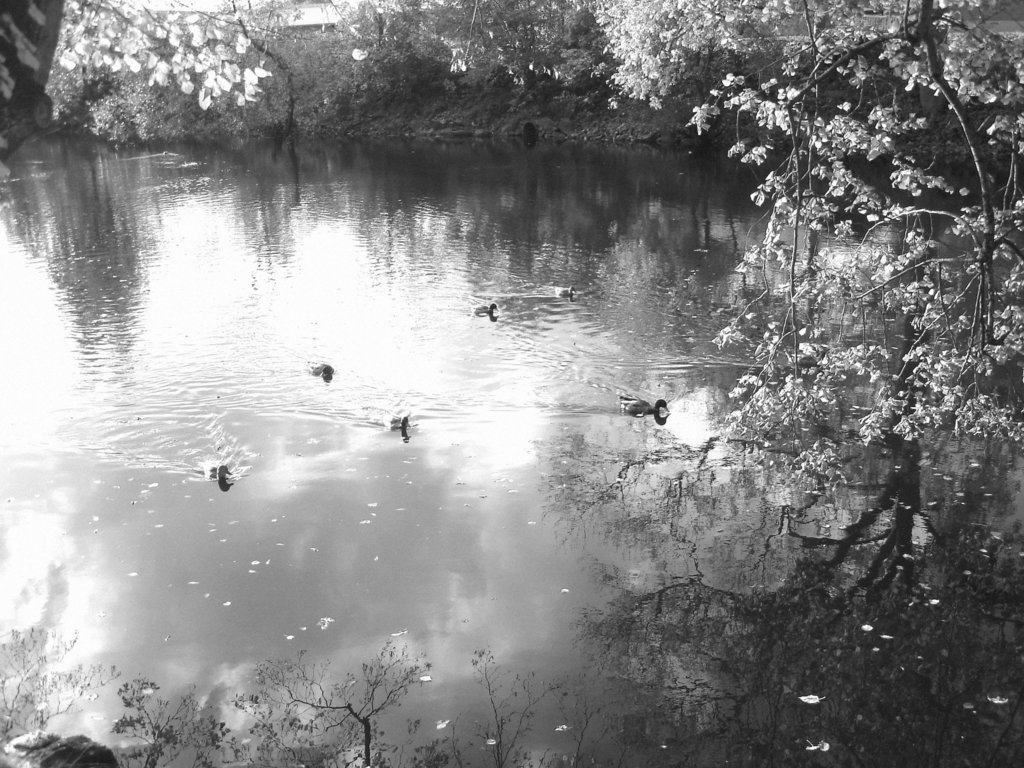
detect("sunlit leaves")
[600,0,1024,480]
[58,0,271,110]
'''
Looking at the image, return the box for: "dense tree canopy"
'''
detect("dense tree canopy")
[601,0,1024,480]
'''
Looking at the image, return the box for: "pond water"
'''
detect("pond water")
[2,137,1023,766]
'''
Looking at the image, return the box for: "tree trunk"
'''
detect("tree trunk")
[0,0,66,167]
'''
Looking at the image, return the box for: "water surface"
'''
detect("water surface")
[2,138,1022,765]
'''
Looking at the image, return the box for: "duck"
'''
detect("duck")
[554,286,576,299]
[208,464,234,491]
[383,411,412,442]
[473,302,498,318]
[383,404,413,430]
[397,415,410,442]
[619,394,670,418]
[310,363,335,382]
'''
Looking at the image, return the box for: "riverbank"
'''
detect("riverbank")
[326,92,705,147]
[50,61,710,150]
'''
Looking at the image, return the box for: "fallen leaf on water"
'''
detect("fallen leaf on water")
[554,724,570,732]
[435,720,450,730]
[390,629,408,637]
[419,675,432,682]
[485,739,497,746]
[798,695,824,704]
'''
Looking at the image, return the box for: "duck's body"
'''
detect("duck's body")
[382,409,412,442]
[383,404,412,429]
[207,464,231,480]
[619,395,669,418]
[310,363,335,382]
[207,464,234,491]
[554,286,576,299]
[473,302,498,318]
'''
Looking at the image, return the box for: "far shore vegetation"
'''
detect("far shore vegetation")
[46,1,721,148]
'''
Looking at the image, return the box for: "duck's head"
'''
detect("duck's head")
[653,399,670,424]
[321,365,334,382]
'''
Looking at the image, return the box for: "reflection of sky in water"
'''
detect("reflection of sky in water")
[2,139,1021,753]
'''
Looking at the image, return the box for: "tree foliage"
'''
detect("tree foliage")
[601,0,1024,480]
[57,0,272,111]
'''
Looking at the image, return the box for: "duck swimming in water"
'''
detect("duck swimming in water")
[554,286,576,299]
[208,464,234,491]
[310,363,335,382]
[382,407,413,442]
[619,394,670,418]
[473,302,498,319]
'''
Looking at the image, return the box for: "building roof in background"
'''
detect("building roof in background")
[275,3,345,29]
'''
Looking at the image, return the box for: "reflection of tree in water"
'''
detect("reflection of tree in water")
[2,139,311,374]
[5,141,153,367]
[559,419,1024,764]
[290,141,757,295]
